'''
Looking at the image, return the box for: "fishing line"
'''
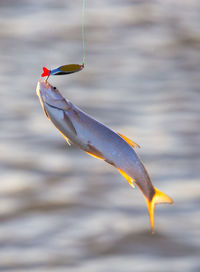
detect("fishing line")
[41,0,86,78]
[81,0,86,65]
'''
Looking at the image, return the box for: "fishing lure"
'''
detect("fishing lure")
[36,80,173,233]
[41,0,86,79]
[41,64,84,77]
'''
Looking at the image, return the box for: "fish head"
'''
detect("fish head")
[36,80,71,111]
[36,80,77,138]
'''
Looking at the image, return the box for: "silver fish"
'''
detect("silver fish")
[36,80,173,233]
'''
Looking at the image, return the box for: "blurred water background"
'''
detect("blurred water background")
[0,0,200,271]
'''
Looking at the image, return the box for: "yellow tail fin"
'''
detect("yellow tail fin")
[146,187,173,234]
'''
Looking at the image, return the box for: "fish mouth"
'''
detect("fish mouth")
[36,80,55,105]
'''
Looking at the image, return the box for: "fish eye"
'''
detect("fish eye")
[53,87,56,90]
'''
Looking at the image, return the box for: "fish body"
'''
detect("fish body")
[36,80,173,232]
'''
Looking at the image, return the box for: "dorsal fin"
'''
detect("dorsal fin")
[118,133,140,148]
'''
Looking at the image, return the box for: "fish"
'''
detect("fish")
[36,80,173,233]
[41,64,84,77]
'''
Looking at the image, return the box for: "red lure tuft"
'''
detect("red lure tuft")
[41,67,50,77]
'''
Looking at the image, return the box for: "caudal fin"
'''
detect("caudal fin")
[146,187,173,234]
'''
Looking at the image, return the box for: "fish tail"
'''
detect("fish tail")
[146,187,173,234]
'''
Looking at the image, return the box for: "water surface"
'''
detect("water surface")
[0,0,200,271]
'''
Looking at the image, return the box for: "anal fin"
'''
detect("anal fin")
[118,133,140,148]
[117,168,135,188]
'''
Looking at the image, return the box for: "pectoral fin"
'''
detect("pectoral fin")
[118,133,140,148]
[63,112,77,135]
[117,168,135,188]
